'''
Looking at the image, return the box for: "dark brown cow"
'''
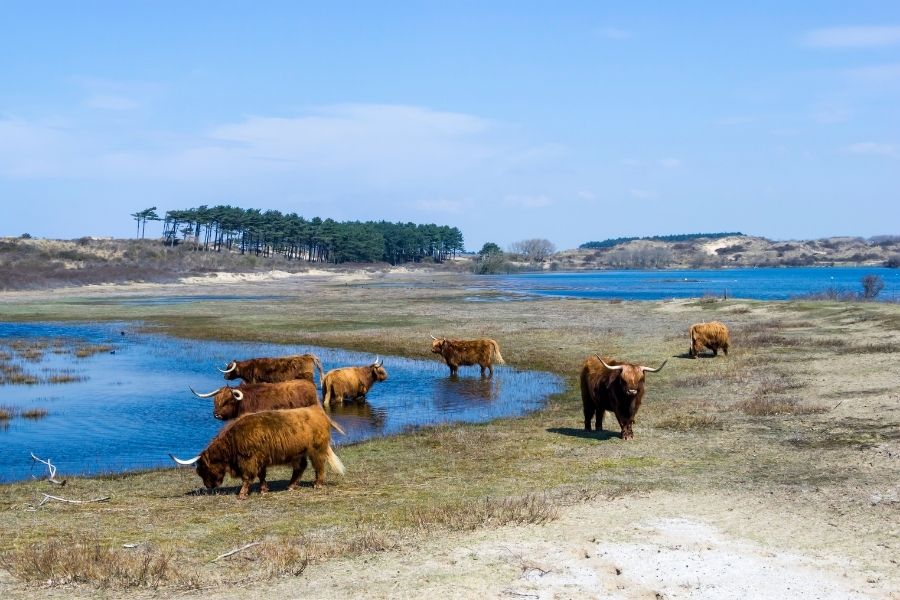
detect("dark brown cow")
[190,379,321,420]
[219,354,325,384]
[170,405,345,499]
[580,355,667,440]
[321,358,387,406]
[689,321,730,358]
[430,336,505,376]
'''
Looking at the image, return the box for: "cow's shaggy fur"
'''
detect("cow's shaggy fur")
[321,361,388,405]
[196,406,345,499]
[222,354,325,384]
[431,337,505,377]
[580,355,666,440]
[689,321,730,358]
[210,379,320,420]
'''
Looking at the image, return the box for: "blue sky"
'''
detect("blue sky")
[2,2,899,251]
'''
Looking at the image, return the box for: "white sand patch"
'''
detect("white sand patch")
[701,237,744,256]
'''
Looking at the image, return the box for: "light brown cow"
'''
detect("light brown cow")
[170,405,345,499]
[219,354,325,384]
[430,336,505,377]
[190,379,320,420]
[689,321,730,358]
[580,355,667,440]
[321,358,388,406]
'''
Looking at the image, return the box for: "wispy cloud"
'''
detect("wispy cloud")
[844,142,898,157]
[844,62,900,84]
[85,95,142,111]
[803,25,900,48]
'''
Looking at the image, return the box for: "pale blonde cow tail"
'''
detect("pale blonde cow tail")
[492,340,506,364]
[326,446,346,476]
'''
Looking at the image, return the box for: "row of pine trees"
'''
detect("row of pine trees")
[160,205,465,265]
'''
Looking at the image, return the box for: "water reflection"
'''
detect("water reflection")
[433,375,499,410]
[0,321,563,481]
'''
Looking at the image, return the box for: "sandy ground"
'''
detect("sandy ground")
[203,490,895,600]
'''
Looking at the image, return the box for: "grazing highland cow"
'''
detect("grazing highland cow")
[430,335,505,377]
[170,405,345,499]
[321,358,388,406]
[190,379,320,420]
[689,321,730,358]
[580,355,667,440]
[219,354,325,384]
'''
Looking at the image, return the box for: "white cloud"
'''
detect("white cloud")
[844,142,898,157]
[504,194,552,208]
[803,26,900,48]
[844,63,900,84]
[576,190,595,200]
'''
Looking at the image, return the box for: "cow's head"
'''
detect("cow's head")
[196,454,225,489]
[170,453,224,490]
[219,360,239,380]
[190,386,244,420]
[598,356,667,396]
[430,335,445,354]
[370,357,388,381]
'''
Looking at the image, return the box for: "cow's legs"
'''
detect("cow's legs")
[258,467,269,494]
[583,402,596,431]
[287,456,308,490]
[310,451,327,489]
[238,476,253,500]
[616,414,634,440]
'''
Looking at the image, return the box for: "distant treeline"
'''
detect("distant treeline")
[162,205,464,264]
[579,232,745,250]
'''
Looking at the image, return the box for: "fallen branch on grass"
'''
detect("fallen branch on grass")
[212,541,261,562]
[30,452,67,485]
[37,494,110,507]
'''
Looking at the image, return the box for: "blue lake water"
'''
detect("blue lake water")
[0,322,563,483]
[487,267,899,301]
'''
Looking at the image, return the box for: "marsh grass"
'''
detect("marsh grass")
[0,405,14,420]
[407,493,559,531]
[21,408,48,420]
[0,536,196,589]
[73,343,114,358]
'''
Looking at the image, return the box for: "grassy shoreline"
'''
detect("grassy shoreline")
[0,273,898,592]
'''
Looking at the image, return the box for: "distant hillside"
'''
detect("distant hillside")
[551,235,900,271]
[580,232,744,250]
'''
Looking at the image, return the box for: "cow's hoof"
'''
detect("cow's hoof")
[286,484,298,492]
[259,486,270,494]
[313,482,323,489]
[237,494,249,500]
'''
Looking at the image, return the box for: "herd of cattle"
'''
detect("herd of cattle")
[170,321,731,499]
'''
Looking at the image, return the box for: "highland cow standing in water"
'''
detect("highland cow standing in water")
[580,355,667,440]
[170,405,345,499]
[321,358,388,405]
[219,354,325,384]
[689,321,730,358]
[190,379,320,420]
[430,336,505,377]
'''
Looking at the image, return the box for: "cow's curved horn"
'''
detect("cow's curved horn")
[430,335,438,340]
[169,453,200,466]
[190,386,220,398]
[217,361,237,374]
[597,356,625,371]
[641,359,668,373]
[232,389,244,401]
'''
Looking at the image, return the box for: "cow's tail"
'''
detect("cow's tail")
[326,446,346,476]
[492,340,506,364]
[313,355,325,385]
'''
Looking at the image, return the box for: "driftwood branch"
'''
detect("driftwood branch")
[37,494,110,507]
[212,541,261,562]
[30,452,67,486]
